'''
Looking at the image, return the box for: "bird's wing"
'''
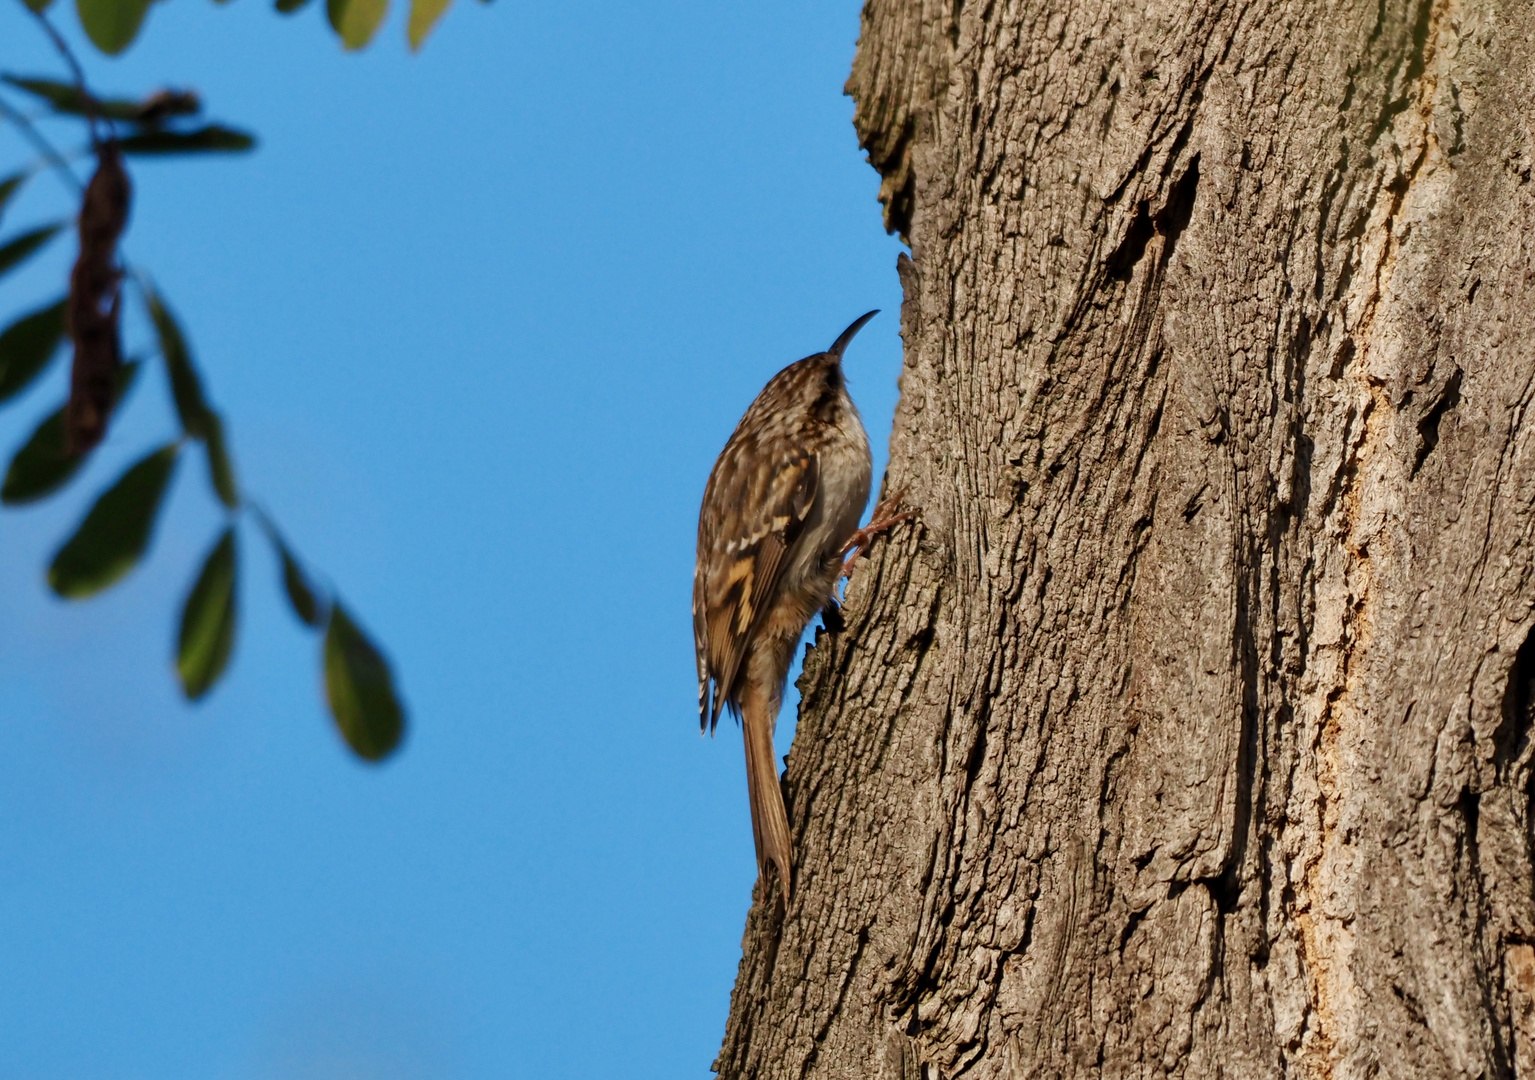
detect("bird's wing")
[696,449,818,732]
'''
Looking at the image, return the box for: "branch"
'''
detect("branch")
[0,92,82,194]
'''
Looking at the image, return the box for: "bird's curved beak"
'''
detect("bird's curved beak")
[827,310,879,361]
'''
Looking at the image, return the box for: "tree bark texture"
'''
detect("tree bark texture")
[716,0,1535,1076]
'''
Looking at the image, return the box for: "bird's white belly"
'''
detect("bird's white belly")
[791,408,872,585]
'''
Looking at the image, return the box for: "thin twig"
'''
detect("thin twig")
[20,2,101,149]
[0,92,82,194]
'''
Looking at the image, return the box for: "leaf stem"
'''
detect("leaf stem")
[19,2,102,149]
[0,91,82,194]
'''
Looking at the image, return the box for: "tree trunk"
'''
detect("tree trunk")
[715,0,1535,1076]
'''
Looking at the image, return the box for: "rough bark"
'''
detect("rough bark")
[716,0,1535,1076]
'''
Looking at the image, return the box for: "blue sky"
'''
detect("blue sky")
[0,2,904,1076]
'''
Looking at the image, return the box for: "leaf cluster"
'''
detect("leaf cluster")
[24,0,479,56]
[0,42,407,762]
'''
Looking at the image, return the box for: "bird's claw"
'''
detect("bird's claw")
[839,490,916,580]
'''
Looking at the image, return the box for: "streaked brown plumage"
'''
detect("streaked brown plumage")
[694,311,880,902]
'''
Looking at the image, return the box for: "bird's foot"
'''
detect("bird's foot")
[839,490,916,580]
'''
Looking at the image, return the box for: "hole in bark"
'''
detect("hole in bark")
[1117,904,1149,956]
[1495,626,1535,778]
[1209,825,1248,915]
[963,712,990,787]
[1460,785,1482,876]
[1411,366,1462,476]
[1328,337,1356,380]
[1106,202,1155,282]
[1099,82,1120,137]
[1154,157,1200,248]
[1104,160,1199,283]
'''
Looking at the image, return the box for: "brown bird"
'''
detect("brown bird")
[694,311,908,902]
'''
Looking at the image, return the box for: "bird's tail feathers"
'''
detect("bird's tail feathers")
[742,685,793,904]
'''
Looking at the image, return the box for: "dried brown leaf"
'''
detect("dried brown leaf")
[64,144,131,456]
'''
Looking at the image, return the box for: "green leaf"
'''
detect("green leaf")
[0,172,27,224]
[0,222,65,281]
[2,360,140,505]
[76,0,153,55]
[118,125,256,156]
[3,76,85,111]
[324,604,404,760]
[142,284,238,507]
[21,0,54,13]
[282,550,322,628]
[327,0,388,50]
[203,411,239,509]
[3,410,74,505]
[407,0,451,49]
[177,527,238,699]
[48,442,178,598]
[3,410,73,505]
[254,511,325,627]
[275,0,312,12]
[0,76,142,121]
[0,297,67,404]
[143,286,214,439]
